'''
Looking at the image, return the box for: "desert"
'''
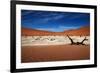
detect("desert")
[21,26,90,63]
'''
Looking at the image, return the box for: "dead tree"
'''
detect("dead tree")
[79,37,88,45]
[67,35,75,45]
[67,35,88,45]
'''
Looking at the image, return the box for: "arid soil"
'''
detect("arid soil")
[21,45,90,63]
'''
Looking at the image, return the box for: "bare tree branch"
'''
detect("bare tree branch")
[67,35,88,45]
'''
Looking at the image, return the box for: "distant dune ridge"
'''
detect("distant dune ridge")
[22,26,90,36]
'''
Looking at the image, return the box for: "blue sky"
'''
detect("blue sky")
[21,10,90,32]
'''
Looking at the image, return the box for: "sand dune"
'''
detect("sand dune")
[22,26,90,36]
[64,26,90,36]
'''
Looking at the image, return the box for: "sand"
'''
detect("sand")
[22,26,90,36]
[21,45,90,63]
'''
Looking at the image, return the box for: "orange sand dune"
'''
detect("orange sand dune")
[22,26,90,36]
[64,26,90,36]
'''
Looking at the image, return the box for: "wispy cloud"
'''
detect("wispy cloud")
[22,10,90,32]
[30,14,65,24]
